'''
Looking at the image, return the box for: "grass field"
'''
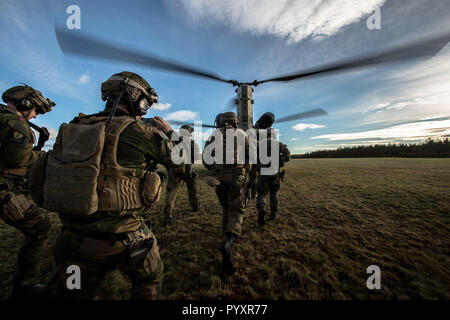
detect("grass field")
[1,158,449,299]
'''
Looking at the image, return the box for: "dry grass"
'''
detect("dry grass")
[1,158,449,299]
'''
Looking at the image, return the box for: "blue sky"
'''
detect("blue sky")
[0,0,449,153]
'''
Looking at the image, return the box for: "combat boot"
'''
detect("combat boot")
[163,216,172,227]
[257,208,266,226]
[192,200,201,212]
[220,233,236,276]
[269,211,277,221]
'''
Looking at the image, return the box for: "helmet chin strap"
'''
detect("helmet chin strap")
[106,90,125,128]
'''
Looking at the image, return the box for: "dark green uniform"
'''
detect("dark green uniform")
[256,140,290,224]
[163,137,200,222]
[203,114,250,275]
[0,104,51,289]
[53,110,177,299]
[204,128,250,237]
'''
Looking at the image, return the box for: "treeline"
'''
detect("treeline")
[294,139,450,158]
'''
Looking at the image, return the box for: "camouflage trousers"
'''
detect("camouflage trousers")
[53,224,163,300]
[163,169,199,219]
[215,168,247,237]
[0,183,50,287]
[256,173,281,214]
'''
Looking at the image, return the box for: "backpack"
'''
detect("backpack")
[42,117,108,215]
[30,115,164,215]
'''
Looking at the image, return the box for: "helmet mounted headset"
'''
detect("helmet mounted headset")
[101,74,158,127]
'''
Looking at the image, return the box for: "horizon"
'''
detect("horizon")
[1,0,449,153]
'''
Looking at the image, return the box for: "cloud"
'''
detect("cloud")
[152,102,172,110]
[0,1,94,103]
[76,74,90,84]
[165,110,198,121]
[291,138,299,141]
[178,0,386,43]
[292,123,326,131]
[312,119,450,141]
[48,128,58,139]
[0,0,30,35]
[347,46,450,127]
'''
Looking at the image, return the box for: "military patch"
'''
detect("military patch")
[13,131,24,140]
[7,129,26,144]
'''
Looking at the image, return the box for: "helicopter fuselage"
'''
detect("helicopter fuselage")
[236,84,254,130]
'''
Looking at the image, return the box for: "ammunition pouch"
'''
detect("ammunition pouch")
[140,171,162,207]
[127,237,154,268]
[216,166,246,189]
[0,190,33,222]
[97,173,143,211]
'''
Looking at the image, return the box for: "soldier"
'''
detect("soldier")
[246,112,277,205]
[203,112,250,275]
[0,85,54,297]
[48,71,179,299]
[256,135,291,226]
[162,124,200,226]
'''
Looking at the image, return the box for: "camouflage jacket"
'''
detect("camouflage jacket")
[0,104,40,185]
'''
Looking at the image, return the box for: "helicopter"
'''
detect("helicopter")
[54,27,450,131]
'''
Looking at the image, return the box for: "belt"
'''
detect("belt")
[64,226,148,244]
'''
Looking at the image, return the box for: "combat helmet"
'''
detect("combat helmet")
[221,112,239,128]
[254,112,275,129]
[2,84,55,114]
[214,113,223,128]
[101,71,158,116]
[181,124,194,134]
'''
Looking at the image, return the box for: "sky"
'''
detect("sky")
[0,0,449,153]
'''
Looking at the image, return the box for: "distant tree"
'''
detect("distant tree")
[293,139,450,158]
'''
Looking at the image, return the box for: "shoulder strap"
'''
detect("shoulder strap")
[102,117,136,167]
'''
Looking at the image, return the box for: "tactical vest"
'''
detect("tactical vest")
[42,115,145,215]
[96,117,144,211]
[213,127,248,170]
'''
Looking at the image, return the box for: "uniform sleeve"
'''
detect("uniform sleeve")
[136,122,180,170]
[1,122,35,169]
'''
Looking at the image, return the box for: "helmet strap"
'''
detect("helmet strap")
[106,90,125,128]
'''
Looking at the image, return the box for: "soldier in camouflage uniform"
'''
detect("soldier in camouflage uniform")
[0,85,55,297]
[51,72,180,299]
[163,124,200,226]
[256,136,291,226]
[203,112,250,275]
[246,112,277,205]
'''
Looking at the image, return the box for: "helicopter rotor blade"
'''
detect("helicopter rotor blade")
[255,32,450,85]
[55,27,238,86]
[167,120,216,128]
[275,108,328,123]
